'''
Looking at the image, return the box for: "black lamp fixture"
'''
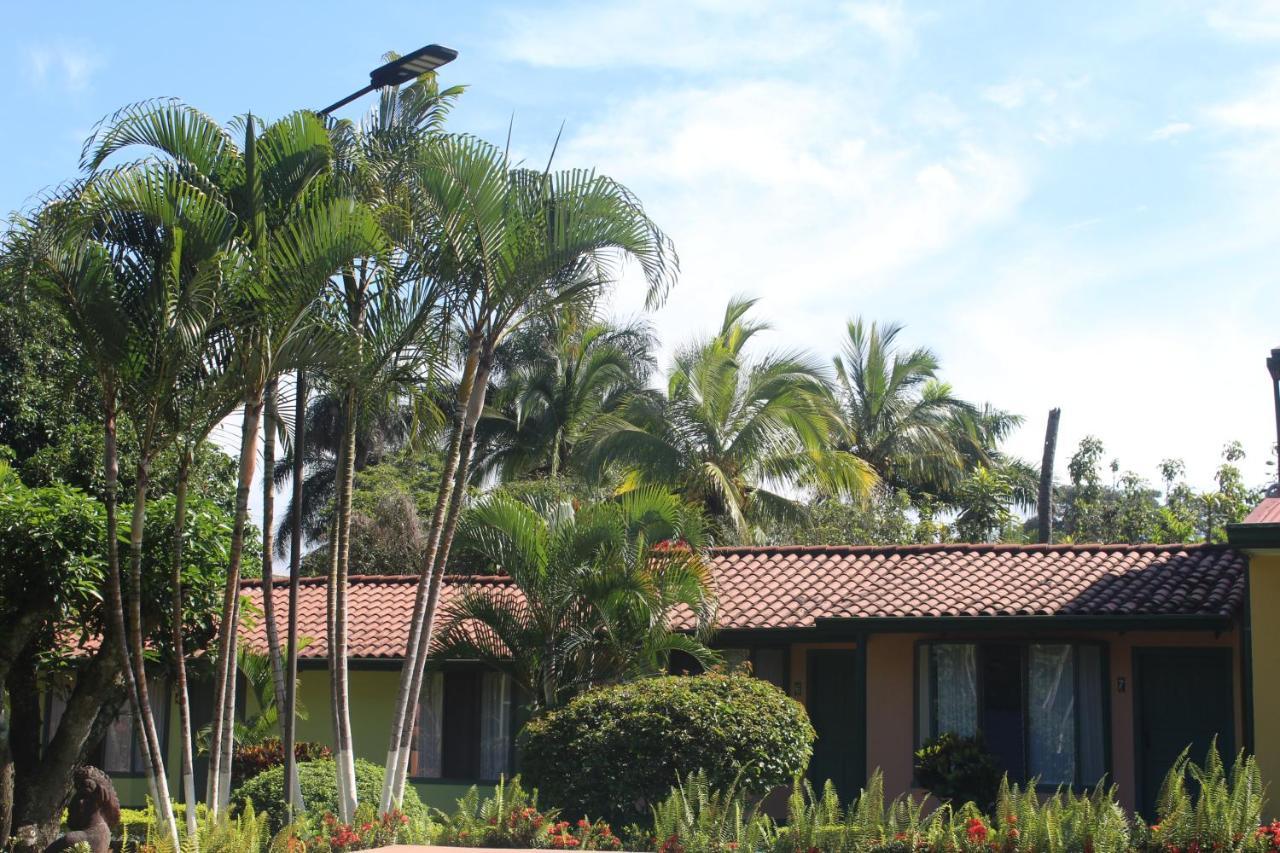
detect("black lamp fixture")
[320,44,458,116]
[1268,347,1280,488]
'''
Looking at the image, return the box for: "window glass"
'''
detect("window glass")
[1076,645,1106,785]
[1028,645,1075,785]
[101,677,169,774]
[411,670,513,780]
[411,671,444,779]
[932,644,978,738]
[479,672,512,780]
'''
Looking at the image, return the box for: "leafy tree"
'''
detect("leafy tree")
[588,297,874,542]
[953,466,1018,543]
[430,488,718,712]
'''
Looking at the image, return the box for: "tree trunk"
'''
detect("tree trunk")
[283,369,307,817]
[260,380,289,739]
[10,645,124,848]
[1037,408,1061,544]
[389,344,492,805]
[329,386,359,821]
[100,393,157,819]
[207,398,263,814]
[381,335,481,809]
[128,459,180,846]
[170,451,199,845]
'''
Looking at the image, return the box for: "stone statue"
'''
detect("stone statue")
[42,766,120,853]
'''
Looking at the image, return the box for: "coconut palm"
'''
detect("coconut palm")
[432,487,718,711]
[587,297,875,543]
[472,309,656,482]
[832,318,989,501]
[381,134,678,810]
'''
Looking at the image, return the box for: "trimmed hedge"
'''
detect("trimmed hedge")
[519,673,815,825]
[230,758,426,832]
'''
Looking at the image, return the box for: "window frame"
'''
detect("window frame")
[407,664,519,785]
[913,638,1111,791]
[714,645,791,692]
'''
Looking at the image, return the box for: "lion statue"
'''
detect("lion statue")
[43,765,120,853]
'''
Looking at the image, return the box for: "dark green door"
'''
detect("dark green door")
[1134,648,1235,818]
[806,649,864,798]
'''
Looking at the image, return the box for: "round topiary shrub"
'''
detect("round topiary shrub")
[231,758,427,832]
[518,673,815,825]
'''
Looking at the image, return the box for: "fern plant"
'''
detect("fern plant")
[650,769,774,853]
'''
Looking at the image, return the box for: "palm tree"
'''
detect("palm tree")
[432,488,718,711]
[587,297,875,543]
[82,103,377,813]
[381,134,678,810]
[472,309,655,482]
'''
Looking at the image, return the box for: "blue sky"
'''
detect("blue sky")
[4,0,1280,495]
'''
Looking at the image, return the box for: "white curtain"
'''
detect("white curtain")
[413,671,444,778]
[932,644,978,738]
[1028,644,1076,785]
[98,675,167,773]
[1076,644,1106,786]
[479,672,511,780]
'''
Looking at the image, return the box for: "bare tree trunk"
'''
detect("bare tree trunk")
[1037,408,1061,544]
[381,335,481,809]
[283,370,307,817]
[169,451,199,846]
[330,387,359,821]
[260,380,289,736]
[389,346,492,805]
[127,459,180,846]
[207,398,263,814]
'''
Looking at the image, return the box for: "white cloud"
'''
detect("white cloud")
[1206,0,1280,40]
[559,77,1028,378]
[1209,68,1280,129]
[498,0,922,70]
[23,41,100,92]
[1150,121,1194,140]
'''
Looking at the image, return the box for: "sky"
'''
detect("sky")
[4,0,1280,507]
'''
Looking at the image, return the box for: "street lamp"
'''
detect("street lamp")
[1268,347,1280,487]
[319,44,458,115]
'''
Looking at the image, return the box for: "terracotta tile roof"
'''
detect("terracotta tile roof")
[699,543,1244,628]
[1242,497,1280,525]
[239,575,518,660]
[239,543,1245,659]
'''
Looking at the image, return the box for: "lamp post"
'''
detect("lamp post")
[1268,348,1280,488]
[319,43,458,115]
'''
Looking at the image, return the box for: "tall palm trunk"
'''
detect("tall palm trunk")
[329,386,359,821]
[283,370,307,817]
[388,343,493,806]
[100,392,166,826]
[207,398,263,813]
[127,456,180,847]
[381,335,481,809]
[169,450,199,846]
[259,381,289,732]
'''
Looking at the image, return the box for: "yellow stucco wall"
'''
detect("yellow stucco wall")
[1248,552,1280,801]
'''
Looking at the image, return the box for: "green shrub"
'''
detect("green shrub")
[519,673,814,826]
[913,732,1002,810]
[232,738,332,788]
[231,758,426,833]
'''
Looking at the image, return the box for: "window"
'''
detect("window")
[46,677,170,776]
[411,670,513,780]
[916,642,1106,787]
[717,647,787,691]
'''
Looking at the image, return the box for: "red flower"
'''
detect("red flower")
[966,818,988,844]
